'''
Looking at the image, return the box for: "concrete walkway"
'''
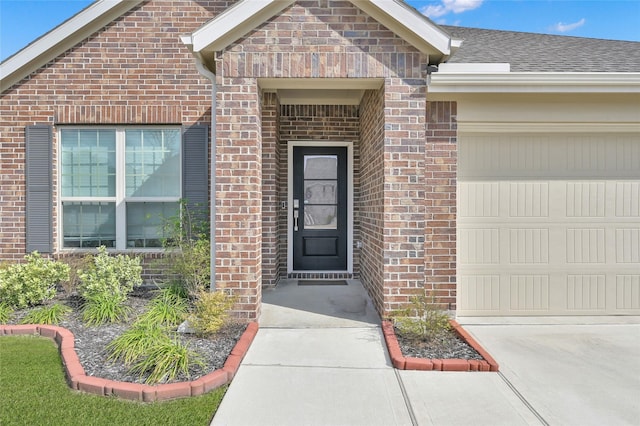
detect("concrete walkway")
[211,280,640,425]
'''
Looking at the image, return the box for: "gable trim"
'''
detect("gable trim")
[1,0,143,93]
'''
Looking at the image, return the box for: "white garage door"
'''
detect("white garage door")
[458,133,640,316]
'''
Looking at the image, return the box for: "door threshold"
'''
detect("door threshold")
[288,271,352,280]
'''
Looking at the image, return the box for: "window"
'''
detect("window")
[60,127,181,249]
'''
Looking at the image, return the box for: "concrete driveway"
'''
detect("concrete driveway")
[460,317,640,426]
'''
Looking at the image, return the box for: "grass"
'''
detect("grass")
[0,335,226,426]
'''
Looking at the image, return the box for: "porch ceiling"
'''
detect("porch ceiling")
[259,78,384,105]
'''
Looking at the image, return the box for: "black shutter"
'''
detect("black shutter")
[182,125,209,224]
[25,125,53,253]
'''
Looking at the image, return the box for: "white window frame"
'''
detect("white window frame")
[58,126,182,251]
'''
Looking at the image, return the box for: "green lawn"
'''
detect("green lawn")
[0,335,225,426]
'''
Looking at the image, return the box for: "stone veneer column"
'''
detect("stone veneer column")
[215,77,262,320]
[382,78,427,315]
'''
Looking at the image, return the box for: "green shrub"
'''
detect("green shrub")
[77,246,142,301]
[188,290,235,337]
[139,288,188,326]
[0,303,13,324]
[0,252,69,309]
[130,337,204,384]
[391,291,451,342]
[107,322,171,366]
[20,303,71,325]
[82,294,131,326]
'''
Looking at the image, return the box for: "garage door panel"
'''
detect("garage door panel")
[458,132,640,316]
[616,275,640,310]
[616,228,640,263]
[509,275,550,312]
[567,274,606,311]
[615,182,640,216]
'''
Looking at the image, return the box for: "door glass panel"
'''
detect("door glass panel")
[304,206,337,229]
[304,181,337,204]
[303,155,338,230]
[304,155,337,179]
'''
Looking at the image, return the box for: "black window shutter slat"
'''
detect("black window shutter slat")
[182,125,209,224]
[25,125,53,253]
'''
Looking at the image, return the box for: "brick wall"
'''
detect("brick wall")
[359,88,385,314]
[382,78,427,315]
[0,0,231,266]
[278,104,361,280]
[262,93,280,287]
[215,76,263,319]
[424,101,458,310]
[220,0,430,316]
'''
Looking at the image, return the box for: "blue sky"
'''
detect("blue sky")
[1,0,639,61]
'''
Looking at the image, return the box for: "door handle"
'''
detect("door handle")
[293,209,299,231]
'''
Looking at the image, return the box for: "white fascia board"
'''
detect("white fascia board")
[1,0,143,93]
[191,0,294,53]
[428,72,640,93]
[353,0,451,56]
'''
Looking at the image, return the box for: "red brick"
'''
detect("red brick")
[77,376,108,396]
[194,370,229,394]
[222,354,243,379]
[405,357,433,371]
[8,325,37,335]
[37,325,60,339]
[110,381,145,401]
[441,359,470,371]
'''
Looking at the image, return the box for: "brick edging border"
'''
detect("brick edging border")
[381,320,499,372]
[0,322,259,401]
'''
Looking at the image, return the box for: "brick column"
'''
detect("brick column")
[424,101,458,310]
[382,77,427,315]
[215,77,262,320]
[261,92,279,287]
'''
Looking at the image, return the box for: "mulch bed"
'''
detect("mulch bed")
[8,288,245,385]
[394,326,483,360]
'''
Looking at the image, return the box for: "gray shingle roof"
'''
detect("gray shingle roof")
[442,26,640,72]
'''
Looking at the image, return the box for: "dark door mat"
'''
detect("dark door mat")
[298,280,348,286]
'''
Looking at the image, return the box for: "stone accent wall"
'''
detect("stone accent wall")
[0,1,232,265]
[358,88,385,314]
[424,101,458,310]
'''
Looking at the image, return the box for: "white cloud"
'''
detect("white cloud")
[550,18,586,33]
[421,0,484,18]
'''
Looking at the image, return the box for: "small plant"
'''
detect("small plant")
[188,290,235,337]
[391,291,452,342]
[107,322,171,366]
[20,303,71,325]
[82,294,132,326]
[130,337,204,384]
[0,252,69,309]
[0,303,13,324]
[139,288,188,326]
[77,246,142,301]
[160,201,211,297]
